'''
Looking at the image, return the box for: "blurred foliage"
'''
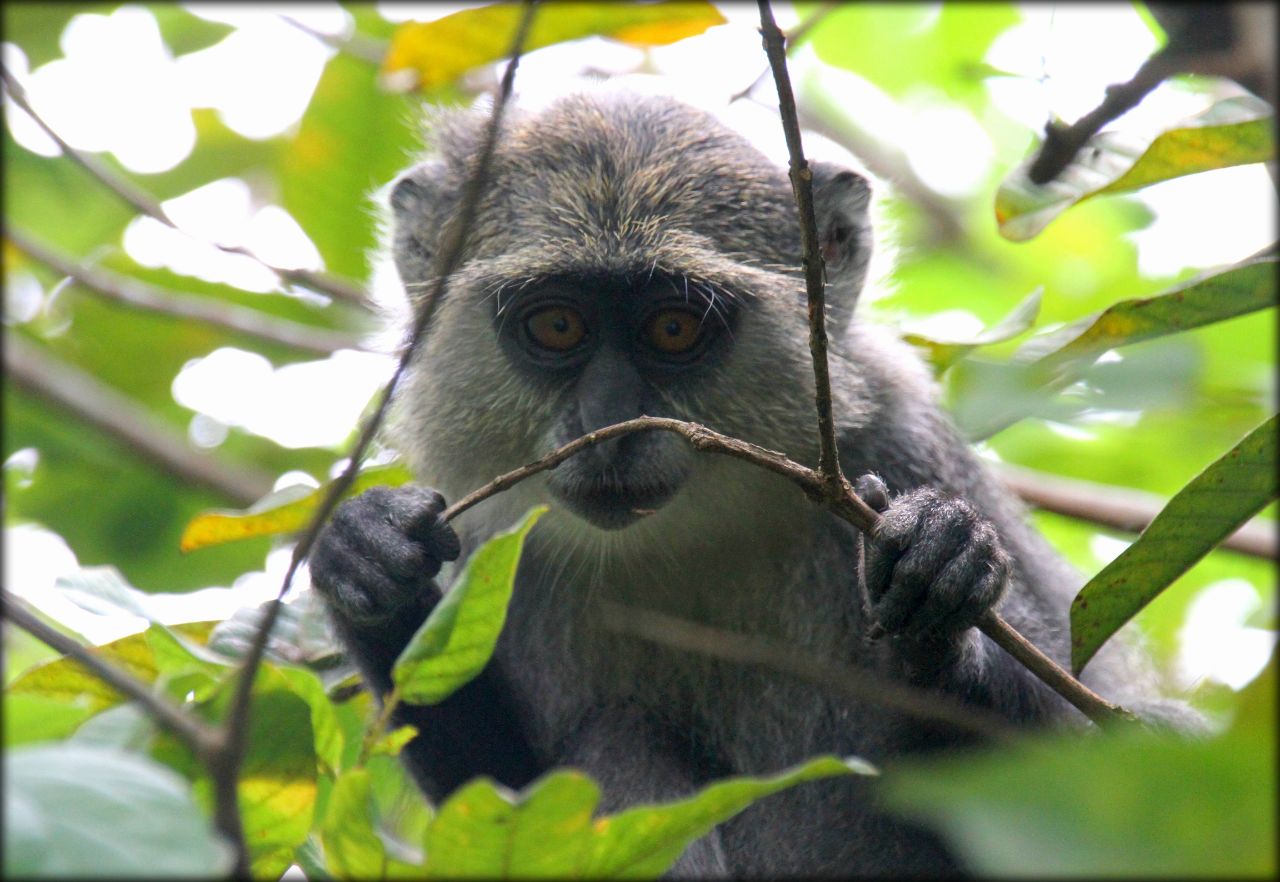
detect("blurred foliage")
[2,2,1275,879]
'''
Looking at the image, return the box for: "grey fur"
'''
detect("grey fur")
[312,91,1197,877]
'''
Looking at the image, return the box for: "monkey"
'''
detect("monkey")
[309,90,1201,876]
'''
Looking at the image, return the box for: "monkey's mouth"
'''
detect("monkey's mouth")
[548,476,678,531]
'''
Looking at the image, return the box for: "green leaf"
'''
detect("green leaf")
[3,743,234,877]
[7,630,159,711]
[1070,415,1278,673]
[394,507,546,705]
[997,95,1275,241]
[583,755,871,878]
[901,288,1042,371]
[425,771,598,878]
[880,678,1276,877]
[1024,259,1277,371]
[3,693,95,747]
[383,2,726,91]
[321,768,387,879]
[180,464,412,552]
[237,691,318,867]
[954,259,1276,440]
[280,667,347,775]
[422,755,867,878]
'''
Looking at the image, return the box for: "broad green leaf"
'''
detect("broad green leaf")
[1070,415,1278,674]
[280,667,347,775]
[321,768,387,879]
[997,95,1275,241]
[394,507,546,705]
[68,702,156,751]
[1025,259,1277,371]
[881,670,1276,877]
[228,688,318,867]
[180,464,412,552]
[383,2,725,91]
[901,288,1042,371]
[3,693,95,747]
[425,771,599,877]
[3,743,234,878]
[955,260,1276,440]
[7,630,160,711]
[583,755,872,878]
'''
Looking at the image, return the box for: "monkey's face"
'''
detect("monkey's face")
[388,92,830,541]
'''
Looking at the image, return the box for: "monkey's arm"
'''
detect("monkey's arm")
[310,486,543,801]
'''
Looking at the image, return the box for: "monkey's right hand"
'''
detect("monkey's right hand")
[309,485,461,626]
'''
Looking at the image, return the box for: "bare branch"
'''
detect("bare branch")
[1028,49,1177,185]
[2,591,217,754]
[600,601,1019,741]
[4,332,274,505]
[1,66,370,308]
[215,5,539,872]
[997,462,1277,560]
[9,228,366,356]
[436,415,1135,728]
[279,14,388,65]
[757,1,847,495]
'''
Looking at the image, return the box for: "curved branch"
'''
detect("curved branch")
[438,415,1136,728]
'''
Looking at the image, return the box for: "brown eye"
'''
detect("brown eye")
[524,306,587,352]
[645,309,704,355]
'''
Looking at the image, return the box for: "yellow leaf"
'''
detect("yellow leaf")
[383,2,725,91]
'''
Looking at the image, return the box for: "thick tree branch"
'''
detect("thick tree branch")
[9,228,365,356]
[997,462,1277,560]
[4,332,274,505]
[2,591,217,754]
[1,66,370,308]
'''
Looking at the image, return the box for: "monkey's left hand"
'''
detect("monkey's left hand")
[855,474,1010,649]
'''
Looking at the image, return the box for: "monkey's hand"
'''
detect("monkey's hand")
[855,474,1010,658]
[310,485,460,642]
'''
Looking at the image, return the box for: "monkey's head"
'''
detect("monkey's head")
[387,92,872,544]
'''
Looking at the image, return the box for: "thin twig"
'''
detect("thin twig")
[730,2,839,103]
[598,601,1020,741]
[4,332,274,505]
[215,5,538,873]
[1028,49,1177,185]
[997,462,1277,560]
[0,66,370,308]
[2,591,217,753]
[9,228,365,356]
[436,415,1134,728]
[757,1,846,494]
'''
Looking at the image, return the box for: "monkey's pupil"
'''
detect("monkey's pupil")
[664,319,682,337]
[553,314,570,334]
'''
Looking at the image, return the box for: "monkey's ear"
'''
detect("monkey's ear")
[811,162,872,338]
[387,161,450,293]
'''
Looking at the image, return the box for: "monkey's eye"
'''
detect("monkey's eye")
[524,305,587,352]
[643,308,704,356]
